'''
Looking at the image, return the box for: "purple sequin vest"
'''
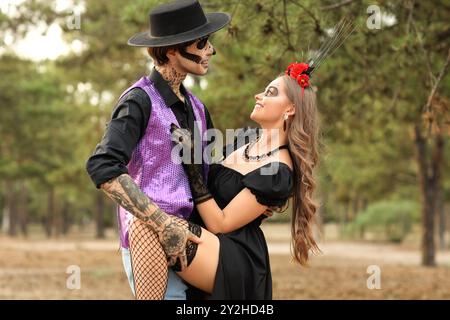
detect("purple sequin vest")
[117,76,209,249]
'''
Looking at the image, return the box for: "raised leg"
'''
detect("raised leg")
[129,216,220,297]
[176,225,220,294]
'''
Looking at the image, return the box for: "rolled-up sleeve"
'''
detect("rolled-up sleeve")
[86,88,151,189]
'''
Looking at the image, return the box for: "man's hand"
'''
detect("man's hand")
[157,215,202,271]
[101,174,202,270]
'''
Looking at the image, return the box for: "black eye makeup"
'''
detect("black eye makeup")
[264,86,278,97]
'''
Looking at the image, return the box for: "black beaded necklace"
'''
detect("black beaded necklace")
[243,137,289,162]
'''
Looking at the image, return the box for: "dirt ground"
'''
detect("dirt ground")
[1,223,450,300]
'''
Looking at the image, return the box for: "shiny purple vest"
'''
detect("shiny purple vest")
[117,76,209,248]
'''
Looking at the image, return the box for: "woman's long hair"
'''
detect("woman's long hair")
[282,74,321,266]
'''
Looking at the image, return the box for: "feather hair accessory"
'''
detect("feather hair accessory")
[285,18,355,92]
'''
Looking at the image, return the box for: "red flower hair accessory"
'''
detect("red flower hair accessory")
[296,74,310,88]
[285,62,310,89]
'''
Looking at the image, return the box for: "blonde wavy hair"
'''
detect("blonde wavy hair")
[282,74,321,266]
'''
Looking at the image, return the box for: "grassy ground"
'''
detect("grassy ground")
[1,223,449,299]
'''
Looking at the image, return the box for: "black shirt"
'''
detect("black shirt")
[86,68,214,189]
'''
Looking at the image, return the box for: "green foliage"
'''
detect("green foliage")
[344,200,420,242]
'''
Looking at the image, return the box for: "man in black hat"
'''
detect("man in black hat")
[86,0,230,300]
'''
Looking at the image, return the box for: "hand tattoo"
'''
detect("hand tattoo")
[157,221,188,258]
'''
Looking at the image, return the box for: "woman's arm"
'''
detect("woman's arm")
[195,188,268,234]
[170,124,270,234]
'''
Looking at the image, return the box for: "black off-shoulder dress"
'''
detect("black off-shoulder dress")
[205,161,294,300]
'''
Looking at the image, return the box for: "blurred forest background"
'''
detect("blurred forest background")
[0,0,450,299]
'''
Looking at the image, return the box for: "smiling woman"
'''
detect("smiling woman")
[162,64,318,299]
[250,79,294,128]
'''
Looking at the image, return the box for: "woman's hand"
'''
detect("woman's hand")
[170,123,194,154]
[170,123,212,204]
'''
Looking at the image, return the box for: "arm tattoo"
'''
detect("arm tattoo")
[151,208,168,226]
[102,174,192,265]
[101,174,169,232]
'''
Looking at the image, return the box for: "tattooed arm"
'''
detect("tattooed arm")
[101,173,201,269]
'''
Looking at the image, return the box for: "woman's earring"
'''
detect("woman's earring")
[283,113,288,131]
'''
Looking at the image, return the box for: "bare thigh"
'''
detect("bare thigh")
[176,227,220,294]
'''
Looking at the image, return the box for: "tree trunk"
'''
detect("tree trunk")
[111,203,118,231]
[436,178,446,250]
[53,191,62,238]
[338,204,346,237]
[7,182,18,237]
[414,125,434,266]
[318,192,328,238]
[423,183,436,266]
[61,201,71,235]
[414,126,444,266]
[2,181,18,237]
[1,202,9,235]
[44,187,54,237]
[17,181,28,237]
[344,198,351,223]
[2,181,11,235]
[96,193,105,239]
[351,196,359,221]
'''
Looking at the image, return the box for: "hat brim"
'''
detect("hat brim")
[127,12,231,47]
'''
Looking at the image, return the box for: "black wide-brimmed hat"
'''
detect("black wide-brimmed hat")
[128,0,231,47]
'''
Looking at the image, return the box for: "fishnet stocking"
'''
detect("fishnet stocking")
[129,217,168,300]
[128,217,201,300]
